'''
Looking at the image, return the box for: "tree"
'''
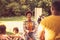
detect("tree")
[37,0,52,16]
[0,0,52,17]
[6,2,21,16]
[0,0,8,17]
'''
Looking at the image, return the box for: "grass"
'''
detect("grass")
[0,16,34,21]
[0,16,26,21]
[0,16,35,35]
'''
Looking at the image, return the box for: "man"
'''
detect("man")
[38,0,60,40]
[23,11,37,40]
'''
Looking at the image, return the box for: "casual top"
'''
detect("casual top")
[23,20,37,33]
[38,15,60,40]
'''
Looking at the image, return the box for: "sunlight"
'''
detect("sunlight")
[0,21,24,33]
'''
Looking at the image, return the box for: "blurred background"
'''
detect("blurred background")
[0,0,52,34]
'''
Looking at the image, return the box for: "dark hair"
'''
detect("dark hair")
[52,1,60,11]
[13,27,19,33]
[0,25,6,34]
[25,11,32,16]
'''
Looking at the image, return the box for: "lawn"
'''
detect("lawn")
[0,16,34,21]
[0,16,26,21]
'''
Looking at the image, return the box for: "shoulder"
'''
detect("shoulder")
[40,15,53,26]
[41,15,52,23]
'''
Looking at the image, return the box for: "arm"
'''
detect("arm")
[32,21,38,33]
[37,24,45,40]
[23,21,29,33]
[40,29,45,40]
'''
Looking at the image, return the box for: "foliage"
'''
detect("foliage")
[0,0,52,17]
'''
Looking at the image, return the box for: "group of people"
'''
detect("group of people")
[0,11,37,40]
[0,11,38,40]
[0,0,60,40]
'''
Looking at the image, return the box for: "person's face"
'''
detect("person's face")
[27,13,32,19]
[51,6,56,15]
[13,30,18,34]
